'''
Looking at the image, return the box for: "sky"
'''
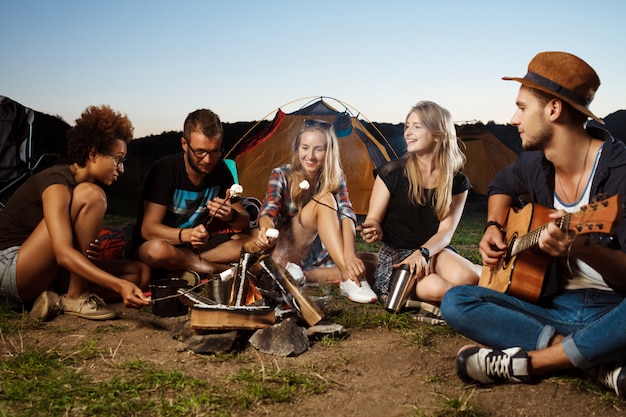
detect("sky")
[2,0,625,138]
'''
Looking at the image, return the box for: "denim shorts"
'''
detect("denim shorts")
[0,246,21,303]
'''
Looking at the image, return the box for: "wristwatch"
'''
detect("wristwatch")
[419,247,430,264]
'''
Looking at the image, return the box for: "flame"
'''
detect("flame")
[245,281,263,305]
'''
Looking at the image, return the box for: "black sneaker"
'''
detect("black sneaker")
[456,345,530,385]
[587,364,626,398]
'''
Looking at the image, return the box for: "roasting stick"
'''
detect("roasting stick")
[197,184,244,263]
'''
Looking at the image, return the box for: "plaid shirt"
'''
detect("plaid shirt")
[259,164,356,269]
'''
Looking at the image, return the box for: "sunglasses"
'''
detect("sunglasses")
[303,119,332,130]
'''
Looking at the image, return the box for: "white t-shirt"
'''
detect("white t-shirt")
[553,145,610,291]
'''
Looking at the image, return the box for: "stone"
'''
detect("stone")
[305,322,346,339]
[248,318,309,356]
[170,320,238,354]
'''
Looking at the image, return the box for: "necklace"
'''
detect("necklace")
[556,138,592,204]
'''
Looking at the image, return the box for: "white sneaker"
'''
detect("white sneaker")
[339,280,377,304]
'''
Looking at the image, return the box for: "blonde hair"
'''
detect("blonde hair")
[404,101,466,219]
[288,120,343,213]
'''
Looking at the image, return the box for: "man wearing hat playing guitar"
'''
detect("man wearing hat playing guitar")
[441,51,626,397]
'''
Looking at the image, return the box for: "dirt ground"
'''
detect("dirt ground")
[4,296,625,417]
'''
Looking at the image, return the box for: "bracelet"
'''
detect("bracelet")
[178,228,184,245]
[484,220,505,234]
[419,247,430,264]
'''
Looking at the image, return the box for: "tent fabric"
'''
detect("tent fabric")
[231,99,393,215]
[455,124,519,195]
[229,98,518,215]
[0,96,34,182]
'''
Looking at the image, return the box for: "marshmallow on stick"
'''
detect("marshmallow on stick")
[229,183,243,198]
[206,184,244,227]
[299,180,310,190]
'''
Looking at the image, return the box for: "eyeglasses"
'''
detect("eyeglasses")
[107,154,126,167]
[185,140,222,160]
[303,119,332,130]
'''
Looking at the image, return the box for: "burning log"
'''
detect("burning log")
[229,228,279,306]
[179,290,274,330]
[259,256,323,327]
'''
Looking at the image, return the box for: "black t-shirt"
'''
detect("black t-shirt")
[0,165,76,249]
[377,157,471,249]
[133,153,235,242]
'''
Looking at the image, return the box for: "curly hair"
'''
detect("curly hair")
[66,105,134,166]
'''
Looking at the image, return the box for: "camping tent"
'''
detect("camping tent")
[455,123,519,195]
[226,97,397,215]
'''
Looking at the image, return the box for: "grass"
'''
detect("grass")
[3,205,623,415]
[412,389,489,417]
[0,347,330,417]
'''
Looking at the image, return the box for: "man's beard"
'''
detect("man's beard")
[186,152,213,175]
[522,121,553,151]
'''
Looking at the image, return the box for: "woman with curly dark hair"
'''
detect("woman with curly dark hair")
[0,105,150,321]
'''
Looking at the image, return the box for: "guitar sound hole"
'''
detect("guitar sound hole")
[502,234,517,269]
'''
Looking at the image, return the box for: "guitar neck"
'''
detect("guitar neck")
[510,222,550,257]
[509,196,618,258]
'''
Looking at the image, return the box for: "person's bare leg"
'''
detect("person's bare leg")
[138,239,228,275]
[305,252,378,284]
[527,342,573,377]
[15,223,61,301]
[415,273,453,304]
[200,236,248,264]
[414,250,480,303]
[66,183,108,298]
[304,266,342,283]
[272,216,318,267]
[15,183,105,301]
[300,193,350,277]
[90,259,151,301]
[359,252,378,284]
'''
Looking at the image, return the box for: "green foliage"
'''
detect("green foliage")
[333,302,412,330]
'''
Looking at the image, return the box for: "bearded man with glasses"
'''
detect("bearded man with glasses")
[130,109,252,277]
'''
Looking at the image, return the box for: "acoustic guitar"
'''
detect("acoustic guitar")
[478,194,622,303]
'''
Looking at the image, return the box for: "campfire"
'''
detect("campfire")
[179,228,322,330]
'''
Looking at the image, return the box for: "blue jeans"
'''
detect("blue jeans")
[441,285,626,369]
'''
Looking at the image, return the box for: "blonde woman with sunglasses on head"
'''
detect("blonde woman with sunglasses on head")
[360,101,480,305]
[254,119,378,303]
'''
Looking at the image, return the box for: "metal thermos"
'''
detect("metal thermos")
[384,264,415,313]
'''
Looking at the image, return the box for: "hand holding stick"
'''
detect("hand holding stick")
[206,184,244,228]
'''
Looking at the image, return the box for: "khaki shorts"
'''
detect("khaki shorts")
[0,246,21,303]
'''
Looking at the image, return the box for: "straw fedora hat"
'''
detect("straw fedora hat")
[503,51,603,124]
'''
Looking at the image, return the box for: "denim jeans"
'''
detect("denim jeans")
[441,285,626,369]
